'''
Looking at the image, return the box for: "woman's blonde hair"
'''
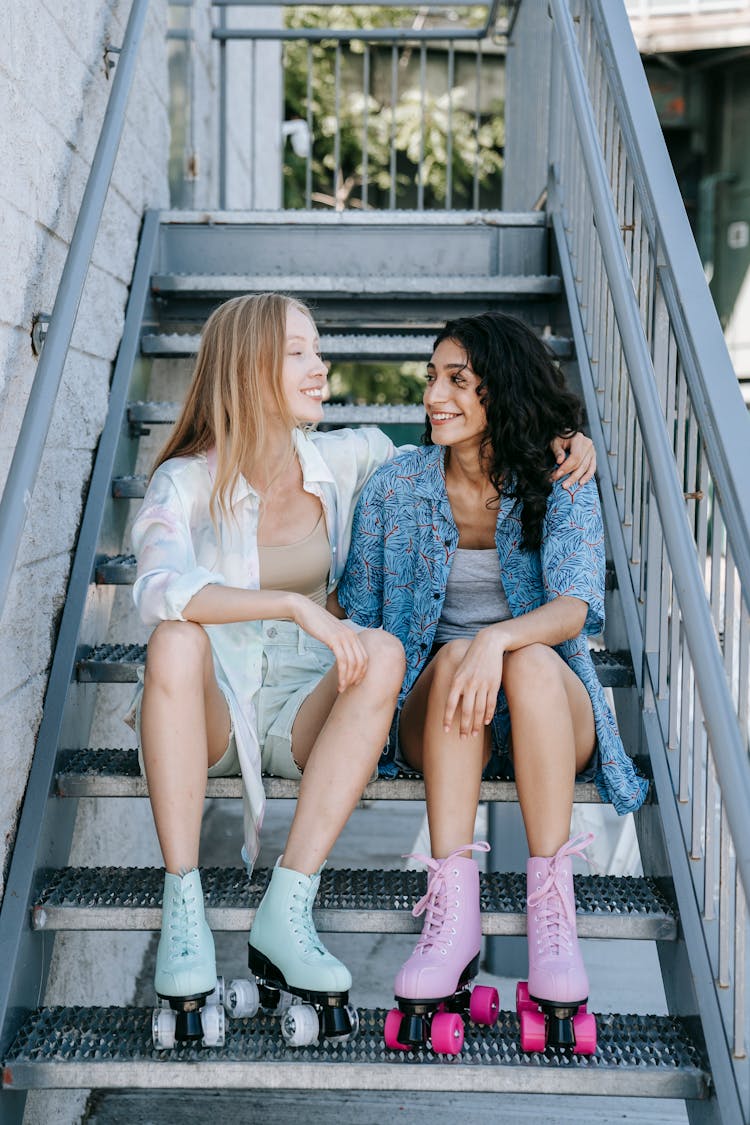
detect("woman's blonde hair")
[153,292,315,521]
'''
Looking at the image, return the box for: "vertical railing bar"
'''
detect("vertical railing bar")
[390,44,397,210]
[725,545,737,689]
[704,754,717,920]
[679,627,691,804]
[738,602,749,743]
[691,687,704,861]
[305,42,313,208]
[250,39,257,209]
[668,590,681,751]
[362,44,370,209]
[734,873,747,1059]
[418,42,426,211]
[473,39,482,210]
[631,426,643,569]
[219,4,227,208]
[719,801,731,987]
[711,504,724,634]
[446,41,454,210]
[333,42,341,208]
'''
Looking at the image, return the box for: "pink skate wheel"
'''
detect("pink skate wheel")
[572,1011,597,1055]
[516,980,535,1014]
[384,1008,409,1051]
[520,1008,547,1052]
[469,985,499,1026]
[430,1010,464,1055]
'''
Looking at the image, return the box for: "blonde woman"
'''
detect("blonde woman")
[132,293,404,1045]
[131,293,596,1048]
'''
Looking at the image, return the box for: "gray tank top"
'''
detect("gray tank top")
[434,548,512,643]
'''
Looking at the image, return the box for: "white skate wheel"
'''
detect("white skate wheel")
[280,1003,319,1047]
[152,1007,176,1050]
[206,976,225,1007]
[201,1002,226,1047]
[225,977,260,1018]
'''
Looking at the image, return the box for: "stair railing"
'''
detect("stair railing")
[211,0,504,210]
[0,0,151,617]
[536,0,750,1119]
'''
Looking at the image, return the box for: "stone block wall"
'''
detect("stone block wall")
[0,0,170,902]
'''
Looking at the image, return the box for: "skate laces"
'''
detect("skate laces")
[404,843,490,955]
[167,880,202,959]
[290,881,327,958]
[526,834,594,958]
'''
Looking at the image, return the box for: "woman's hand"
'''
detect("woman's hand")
[551,432,596,491]
[291,594,368,692]
[443,626,509,739]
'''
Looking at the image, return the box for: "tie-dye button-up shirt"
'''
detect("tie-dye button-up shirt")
[131,425,396,870]
[338,445,648,815]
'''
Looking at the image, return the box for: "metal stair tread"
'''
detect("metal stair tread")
[76,643,634,687]
[1,1006,709,1098]
[141,332,575,359]
[30,866,676,939]
[151,273,562,296]
[128,401,427,426]
[57,748,632,804]
[158,209,548,227]
[95,553,616,589]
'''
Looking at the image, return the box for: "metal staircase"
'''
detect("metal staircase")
[1,2,749,1123]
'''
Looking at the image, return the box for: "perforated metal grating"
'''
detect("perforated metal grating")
[30,866,676,939]
[77,644,634,686]
[2,1007,709,1097]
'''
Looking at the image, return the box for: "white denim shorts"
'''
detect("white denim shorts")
[129,620,337,781]
[254,619,336,778]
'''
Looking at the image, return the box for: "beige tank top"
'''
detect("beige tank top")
[258,513,330,607]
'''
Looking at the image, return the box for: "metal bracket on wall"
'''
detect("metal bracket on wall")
[30,315,50,358]
[104,43,122,80]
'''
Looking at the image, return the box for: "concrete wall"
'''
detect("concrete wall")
[0,0,169,909]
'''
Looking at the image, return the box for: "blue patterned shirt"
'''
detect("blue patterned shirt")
[338,445,648,815]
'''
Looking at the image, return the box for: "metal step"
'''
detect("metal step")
[128,401,427,429]
[95,554,617,589]
[56,748,625,804]
[1,1006,709,1098]
[151,274,561,299]
[141,332,575,361]
[30,866,676,939]
[76,643,635,687]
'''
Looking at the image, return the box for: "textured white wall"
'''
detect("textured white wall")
[0,0,169,901]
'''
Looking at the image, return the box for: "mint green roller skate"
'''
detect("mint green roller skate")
[151,868,225,1049]
[234,859,357,1046]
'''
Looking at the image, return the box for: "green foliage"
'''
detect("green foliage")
[283,6,504,209]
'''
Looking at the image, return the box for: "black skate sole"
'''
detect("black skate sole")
[247,943,350,1008]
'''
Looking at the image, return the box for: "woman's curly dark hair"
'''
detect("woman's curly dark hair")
[425,311,584,551]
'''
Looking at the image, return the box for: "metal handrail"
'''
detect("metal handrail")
[597,1,750,607]
[0,0,150,616]
[548,0,750,904]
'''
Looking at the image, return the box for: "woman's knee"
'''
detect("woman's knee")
[360,628,406,688]
[503,643,564,695]
[145,620,210,688]
[430,638,472,680]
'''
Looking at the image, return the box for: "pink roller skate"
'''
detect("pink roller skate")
[516,833,597,1055]
[384,843,499,1056]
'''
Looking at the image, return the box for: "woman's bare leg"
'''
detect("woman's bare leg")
[502,644,595,857]
[281,628,405,875]
[399,641,492,859]
[140,620,232,874]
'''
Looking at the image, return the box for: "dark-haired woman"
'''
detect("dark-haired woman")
[338,312,648,1053]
